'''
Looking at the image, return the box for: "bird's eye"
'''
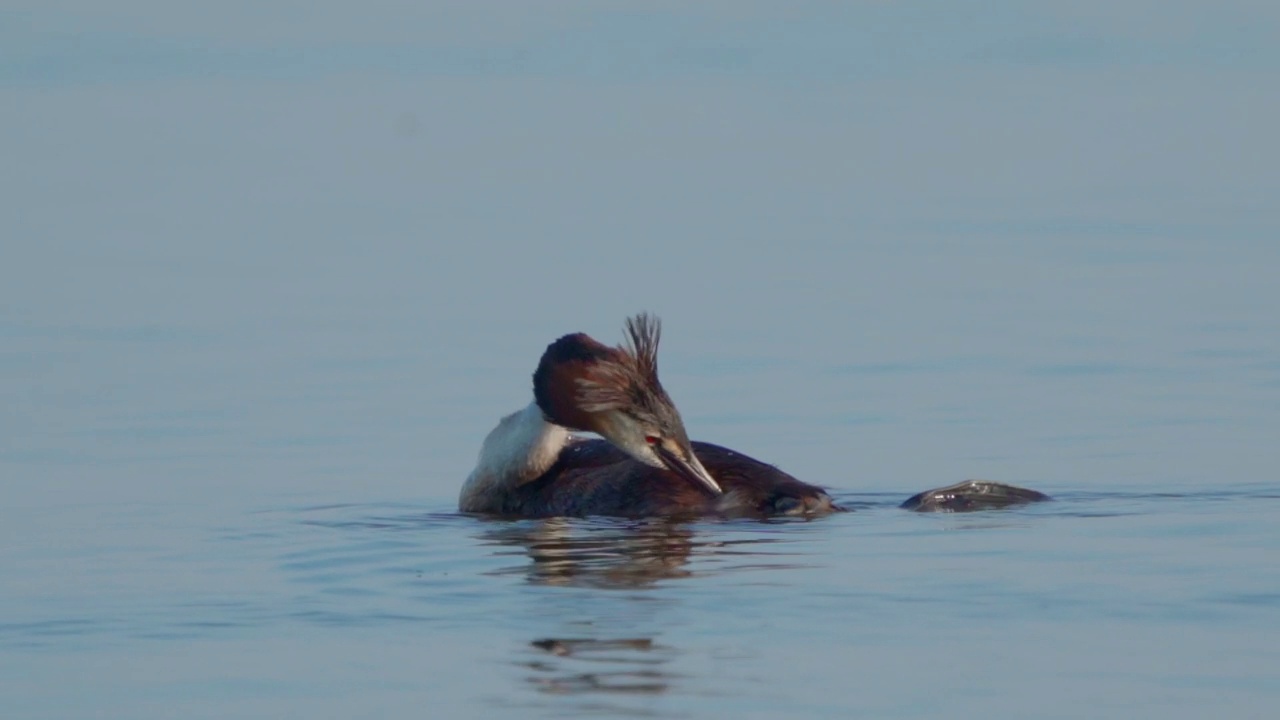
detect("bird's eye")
[645,435,660,446]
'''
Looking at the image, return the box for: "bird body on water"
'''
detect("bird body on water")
[460,314,1047,518]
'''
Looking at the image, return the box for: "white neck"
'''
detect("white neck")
[459,402,573,512]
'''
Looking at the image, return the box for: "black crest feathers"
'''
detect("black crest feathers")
[622,313,661,383]
[532,314,670,424]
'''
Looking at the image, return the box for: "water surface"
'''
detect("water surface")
[3,2,1279,718]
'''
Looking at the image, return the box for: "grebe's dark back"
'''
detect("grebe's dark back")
[459,314,837,518]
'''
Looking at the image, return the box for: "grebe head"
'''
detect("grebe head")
[532,314,722,496]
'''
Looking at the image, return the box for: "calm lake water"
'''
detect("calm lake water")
[3,3,1279,718]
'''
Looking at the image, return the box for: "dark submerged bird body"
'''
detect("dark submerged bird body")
[899,479,1051,512]
[488,439,836,518]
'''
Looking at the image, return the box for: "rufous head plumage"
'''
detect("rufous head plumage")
[532,314,721,496]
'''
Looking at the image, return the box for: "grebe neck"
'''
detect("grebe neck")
[459,402,572,513]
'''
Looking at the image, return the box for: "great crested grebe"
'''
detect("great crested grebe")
[460,314,838,518]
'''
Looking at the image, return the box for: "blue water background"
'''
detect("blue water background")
[3,2,1279,718]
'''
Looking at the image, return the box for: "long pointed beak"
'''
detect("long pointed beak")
[656,445,722,496]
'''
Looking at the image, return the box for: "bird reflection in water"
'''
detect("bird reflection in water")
[479,517,719,589]
[478,518,795,704]
[526,637,674,696]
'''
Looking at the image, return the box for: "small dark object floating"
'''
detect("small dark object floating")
[531,638,655,656]
[899,480,1051,512]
